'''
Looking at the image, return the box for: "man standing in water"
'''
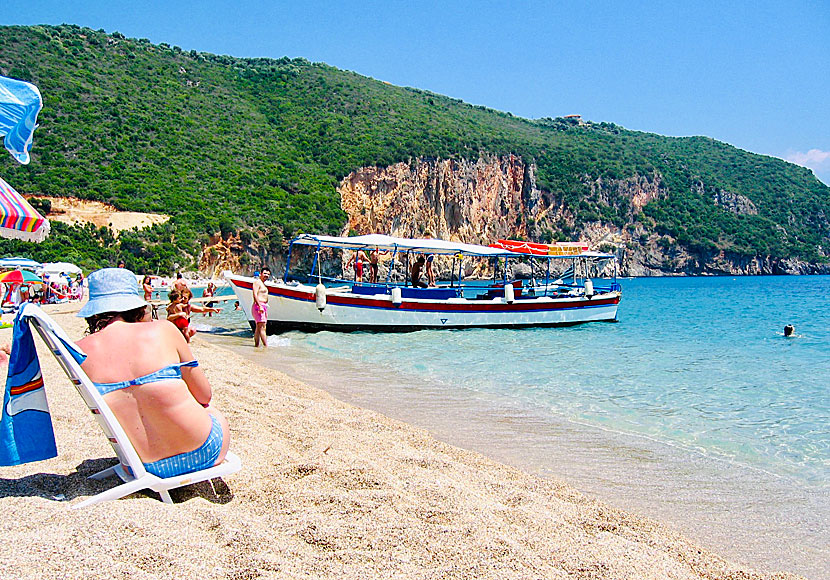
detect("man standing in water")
[173,273,189,293]
[252,267,270,347]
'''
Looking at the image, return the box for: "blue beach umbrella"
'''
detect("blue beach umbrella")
[0,75,42,165]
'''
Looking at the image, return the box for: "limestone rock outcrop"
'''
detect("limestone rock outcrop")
[339,154,557,244]
[198,233,246,278]
[336,154,830,277]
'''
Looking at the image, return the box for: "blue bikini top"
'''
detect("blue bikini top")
[93,360,199,396]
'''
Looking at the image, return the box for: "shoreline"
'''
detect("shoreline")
[0,304,805,579]
[201,325,826,579]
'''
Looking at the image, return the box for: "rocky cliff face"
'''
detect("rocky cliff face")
[199,234,246,277]
[337,155,829,276]
[339,154,556,244]
[200,232,288,279]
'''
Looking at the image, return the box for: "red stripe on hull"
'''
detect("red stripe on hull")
[230,278,619,313]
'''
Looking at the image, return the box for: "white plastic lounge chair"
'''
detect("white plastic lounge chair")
[23,304,241,508]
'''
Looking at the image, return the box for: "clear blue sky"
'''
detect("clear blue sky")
[3,0,828,184]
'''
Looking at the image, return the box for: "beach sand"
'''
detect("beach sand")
[0,304,802,579]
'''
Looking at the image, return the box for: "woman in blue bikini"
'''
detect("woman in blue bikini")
[76,268,230,478]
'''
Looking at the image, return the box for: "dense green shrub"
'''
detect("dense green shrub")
[0,24,827,272]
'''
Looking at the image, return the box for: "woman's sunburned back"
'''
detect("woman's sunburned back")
[77,319,213,463]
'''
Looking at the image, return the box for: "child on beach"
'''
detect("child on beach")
[167,288,220,342]
[166,290,192,341]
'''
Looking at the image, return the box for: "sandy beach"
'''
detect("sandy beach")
[0,303,802,579]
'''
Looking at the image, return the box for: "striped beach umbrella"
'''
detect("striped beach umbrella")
[0,256,41,270]
[0,176,50,243]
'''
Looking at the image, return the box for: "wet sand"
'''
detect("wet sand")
[0,304,803,579]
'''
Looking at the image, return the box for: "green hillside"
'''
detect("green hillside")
[0,24,828,273]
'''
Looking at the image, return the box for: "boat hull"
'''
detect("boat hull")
[225,274,620,333]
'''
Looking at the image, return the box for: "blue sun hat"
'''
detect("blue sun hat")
[77,268,148,318]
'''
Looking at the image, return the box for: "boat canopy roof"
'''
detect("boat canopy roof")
[290,233,614,259]
[292,234,514,256]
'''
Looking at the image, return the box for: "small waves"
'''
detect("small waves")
[200,275,830,577]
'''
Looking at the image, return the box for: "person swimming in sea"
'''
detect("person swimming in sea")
[784,324,795,337]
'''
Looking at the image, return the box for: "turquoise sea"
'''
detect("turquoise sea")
[199,276,829,579]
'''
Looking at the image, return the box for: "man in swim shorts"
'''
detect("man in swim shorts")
[252,267,270,348]
[369,247,383,284]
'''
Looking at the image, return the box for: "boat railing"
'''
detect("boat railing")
[351,284,462,300]
[529,280,620,295]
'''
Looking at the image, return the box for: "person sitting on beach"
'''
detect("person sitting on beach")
[410,255,428,288]
[76,268,230,479]
[70,278,80,301]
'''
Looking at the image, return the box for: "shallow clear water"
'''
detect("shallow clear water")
[201,276,829,578]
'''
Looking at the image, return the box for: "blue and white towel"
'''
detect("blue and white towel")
[0,304,86,465]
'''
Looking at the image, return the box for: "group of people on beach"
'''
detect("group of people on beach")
[166,287,220,342]
[1,272,84,308]
[0,268,231,479]
[0,259,806,511]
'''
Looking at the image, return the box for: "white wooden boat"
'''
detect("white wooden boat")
[225,234,621,333]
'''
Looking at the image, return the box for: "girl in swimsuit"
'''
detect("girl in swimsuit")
[76,268,230,478]
[142,275,154,302]
[166,290,194,342]
[204,282,216,317]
